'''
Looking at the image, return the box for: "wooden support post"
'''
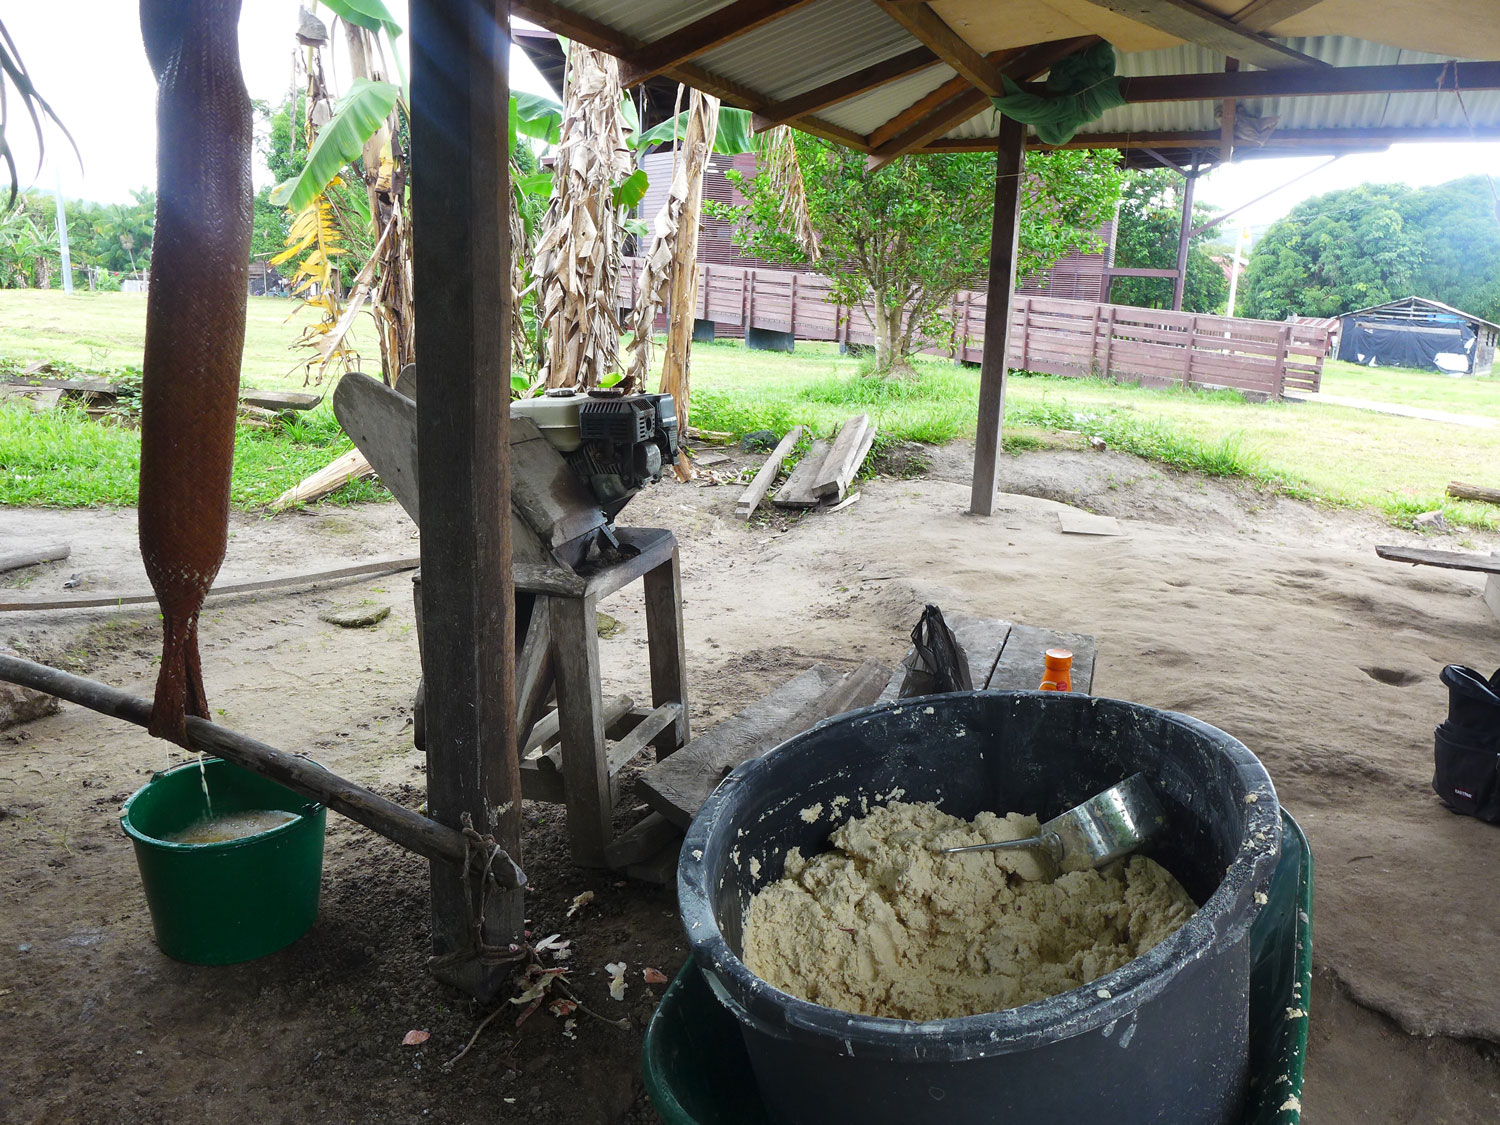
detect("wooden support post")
[1089,304,1101,374]
[1184,315,1199,388]
[549,594,611,867]
[410,0,521,999]
[1172,159,1199,312]
[1102,305,1116,378]
[970,115,1025,517]
[643,549,690,755]
[1274,324,1291,400]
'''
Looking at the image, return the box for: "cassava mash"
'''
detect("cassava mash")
[742,800,1196,1021]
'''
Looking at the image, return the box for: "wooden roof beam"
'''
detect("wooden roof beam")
[1219,57,1238,163]
[1230,0,1324,34]
[619,0,816,89]
[865,37,1098,170]
[1076,1,1326,69]
[871,0,1010,96]
[1117,59,1500,102]
[753,47,941,131]
[917,125,1500,154]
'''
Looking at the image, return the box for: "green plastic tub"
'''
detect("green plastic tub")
[643,809,1313,1125]
[121,757,327,965]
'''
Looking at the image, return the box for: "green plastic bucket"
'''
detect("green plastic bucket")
[121,757,326,965]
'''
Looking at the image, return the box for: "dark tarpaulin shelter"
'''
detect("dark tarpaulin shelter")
[1337,296,1499,375]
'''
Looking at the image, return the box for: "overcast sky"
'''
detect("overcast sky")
[7,1,1500,236]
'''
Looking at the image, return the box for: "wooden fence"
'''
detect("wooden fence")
[619,259,1329,399]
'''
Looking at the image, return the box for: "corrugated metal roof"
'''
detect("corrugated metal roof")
[556,0,733,46]
[521,2,1500,153]
[818,64,960,134]
[694,0,913,103]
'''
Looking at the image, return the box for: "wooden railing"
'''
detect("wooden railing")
[619,259,1328,399]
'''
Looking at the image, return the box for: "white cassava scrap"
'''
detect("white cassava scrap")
[605,961,628,1001]
[532,43,633,389]
[566,890,594,919]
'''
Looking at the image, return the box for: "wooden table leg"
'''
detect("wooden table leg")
[643,548,690,756]
[548,594,611,866]
[514,592,554,751]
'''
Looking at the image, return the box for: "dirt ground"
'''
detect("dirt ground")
[5,441,1500,1124]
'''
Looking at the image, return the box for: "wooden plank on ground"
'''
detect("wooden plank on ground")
[240,389,321,412]
[772,438,831,508]
[736,425,804,519]
[878,612,1013,702]
[990,623,1097,694]
[1057,508,1124,536]
[771,658,890,743]
[1376,545,1500,575]
[812,414,870,500]
[603,811,680,869]
[637,663,843,828]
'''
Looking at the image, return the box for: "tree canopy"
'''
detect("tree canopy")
[1237,177,1500,322]
[1109,168,1228,315]
[718,134,1123,374]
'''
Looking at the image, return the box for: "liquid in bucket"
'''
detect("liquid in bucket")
[164,809,299,845]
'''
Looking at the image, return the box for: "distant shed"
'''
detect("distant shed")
[1337,296,1499,375]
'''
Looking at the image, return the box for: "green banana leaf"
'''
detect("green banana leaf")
[634,107,758,155]
[318,0,402,38]
[271,77,398,212]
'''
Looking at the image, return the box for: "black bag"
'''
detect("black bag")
[1433,665,1500,824]
[898,605,973,698]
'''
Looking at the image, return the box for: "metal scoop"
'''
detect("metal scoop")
[938,774,1165,871]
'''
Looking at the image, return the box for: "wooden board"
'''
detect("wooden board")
[240,389,320,411]
[735,425,804,519]
[1057,508,1124,536]
[1376,545,1500,575]
[812,414,869,500]
[989,623,1097,694]
[772,439,830,508]
[637,664,843,829]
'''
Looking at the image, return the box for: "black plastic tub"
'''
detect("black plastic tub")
[678,691,1281,1125]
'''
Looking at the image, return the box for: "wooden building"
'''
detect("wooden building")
[1337,296,1499,376]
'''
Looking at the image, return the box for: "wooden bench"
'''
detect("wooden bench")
[1376,545,1500,621]
[629,613,1096,881]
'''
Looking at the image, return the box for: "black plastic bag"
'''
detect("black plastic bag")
[898,605,973,698]
[1433,664,1500,824]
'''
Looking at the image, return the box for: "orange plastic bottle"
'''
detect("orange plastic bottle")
[1039,648,1074,692]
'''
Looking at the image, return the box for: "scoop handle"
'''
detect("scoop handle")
[939,831,1060,858]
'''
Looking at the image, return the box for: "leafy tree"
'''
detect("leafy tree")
[716,135,1124,375]
[1238,183,1421,319]
[1399,176,1500,323]
[1109,169,1228,314]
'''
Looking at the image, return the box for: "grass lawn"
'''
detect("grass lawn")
[3,290,1499,528]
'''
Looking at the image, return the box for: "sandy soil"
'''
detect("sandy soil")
[4,442,1500,1123]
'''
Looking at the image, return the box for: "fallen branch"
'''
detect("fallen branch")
[0,543,70,574]
[1446,481,1500,506]
[1,555,419,613]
